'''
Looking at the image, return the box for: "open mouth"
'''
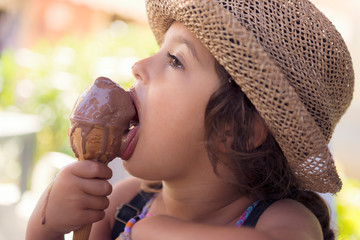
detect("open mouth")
[128,88,140,131]
[128,111,139,131]
[120,89,140,160]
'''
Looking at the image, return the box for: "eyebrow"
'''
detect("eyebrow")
[172,35,200,63]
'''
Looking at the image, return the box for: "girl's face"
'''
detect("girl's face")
[123,22,221,182]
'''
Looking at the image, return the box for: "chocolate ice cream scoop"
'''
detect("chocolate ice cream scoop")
[69,76,136,163]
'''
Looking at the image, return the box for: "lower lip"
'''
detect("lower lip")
[120,126,139,160]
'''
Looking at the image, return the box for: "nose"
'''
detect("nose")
[132,58,149,84]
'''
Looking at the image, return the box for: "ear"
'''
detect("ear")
[248,114,268,150]
[217,125,234,154]
[217,114,268,153]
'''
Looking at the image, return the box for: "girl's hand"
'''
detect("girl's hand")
[26,160,113,240]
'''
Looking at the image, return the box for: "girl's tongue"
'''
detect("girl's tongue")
[120,125,139,160]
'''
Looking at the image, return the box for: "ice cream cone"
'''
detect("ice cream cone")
[73,223,92,240]
[68,77,136,240]
[70,126,116,240]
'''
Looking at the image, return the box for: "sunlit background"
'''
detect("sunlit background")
[0,0,359,239]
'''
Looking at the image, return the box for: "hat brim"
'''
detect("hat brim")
[146,0,343,193]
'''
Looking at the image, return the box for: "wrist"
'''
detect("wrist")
[26,201,65,240]
[26,222,65,240]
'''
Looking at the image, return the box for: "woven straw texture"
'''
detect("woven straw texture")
[146,0,354,193]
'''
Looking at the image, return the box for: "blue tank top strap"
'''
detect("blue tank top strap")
[235,200,260,227]
[241,200,276,228]
[111,191,155,240]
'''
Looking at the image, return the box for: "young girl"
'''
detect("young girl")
[26,0,354,240]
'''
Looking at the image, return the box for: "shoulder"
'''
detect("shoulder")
[255,199,323,240]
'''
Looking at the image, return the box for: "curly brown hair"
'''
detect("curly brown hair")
[204,60,335,240]
[205,60,298,200]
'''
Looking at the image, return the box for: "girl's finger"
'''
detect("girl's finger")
[72,209,106,228]
[71,160,113,180]
[80,178,113,197]
[82,195,110,211]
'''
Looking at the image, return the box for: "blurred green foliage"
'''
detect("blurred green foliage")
[0,21,158,159]
[336,177,360,240]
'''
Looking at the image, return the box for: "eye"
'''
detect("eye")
[167,52,184,69]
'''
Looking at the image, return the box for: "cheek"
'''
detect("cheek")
[143,96,205,157]
[141,75,219,152]
[125,72,220,180]
[124,98,207,180]
[146,84,205,130]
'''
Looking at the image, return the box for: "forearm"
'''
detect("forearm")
[131,216,272,240]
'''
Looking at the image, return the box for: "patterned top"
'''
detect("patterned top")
[118,199,260,240]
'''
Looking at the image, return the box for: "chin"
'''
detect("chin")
[121,157,163,182]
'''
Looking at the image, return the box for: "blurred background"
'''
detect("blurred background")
[0,0,359,239]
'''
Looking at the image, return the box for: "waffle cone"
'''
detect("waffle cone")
[71,126,117,164]
[71,126,117,239]
[73,224,92,240]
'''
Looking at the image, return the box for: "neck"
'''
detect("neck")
[153,178,253,225]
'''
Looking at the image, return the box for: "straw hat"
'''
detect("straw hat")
[145,0,354,194]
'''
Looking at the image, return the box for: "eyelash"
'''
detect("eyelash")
[167,52,184,70]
